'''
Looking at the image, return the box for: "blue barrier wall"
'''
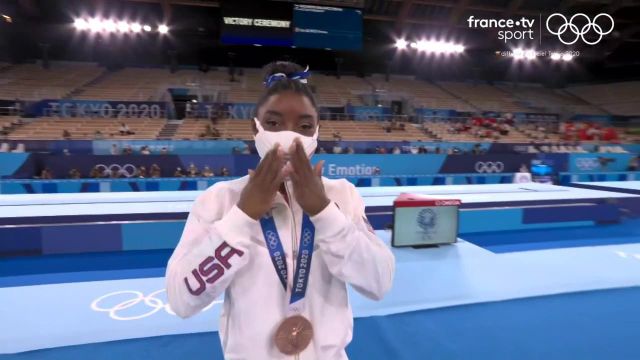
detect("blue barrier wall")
[1,152,638,193]
[559,172,639,185]
[92,140,247,155]
[0,174,517,194]
[4,139,638,156]
[569,153,636,173]
[0,154,31,178]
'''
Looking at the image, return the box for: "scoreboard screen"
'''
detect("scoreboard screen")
[220,2,362,51]
[220,1,293,46]
[293,5,362,50]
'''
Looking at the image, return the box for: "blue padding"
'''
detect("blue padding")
[41,224,123,254]
[522,204,620,224]
[82,182,100,193]
[145,181,159,191]
[41,183,58,193]
[178,181,198,191]
[110,182,134,192]
[463,219,640,253]
[0,249,172,277]
[121,222,183,251]
[432,176,445,185]
[459,209,594,234]
[0,227,42,256]
[21,183,35,194]
[55,183,81,193]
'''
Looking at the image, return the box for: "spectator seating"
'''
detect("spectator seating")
[0,62,103,100]
[311,74,369,107]
[173,119,252,140]
[1,116,19,131]
[318,120,427,141]
[368,75,474,112]
[173,119,429,141]
[567,82,640,116]
[73,68,208,101]
[6,117,165,140]
[437,81,528,113]
[495,83,605,115]
[424,119,532,143]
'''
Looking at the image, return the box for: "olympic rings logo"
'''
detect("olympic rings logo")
[94,164,137,178]
[265,230,279,249]
[302,229,313,247]
[546,13,614,45]
[575,157,600,171]
[474,161,504,173]
[91,289,220,321]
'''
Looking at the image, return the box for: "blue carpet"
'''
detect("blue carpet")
[463,219,640,253]
[3,287,639,360]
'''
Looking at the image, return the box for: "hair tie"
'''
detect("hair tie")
[264,66,311,88]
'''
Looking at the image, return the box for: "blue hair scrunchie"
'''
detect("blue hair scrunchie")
[264,66,311,88]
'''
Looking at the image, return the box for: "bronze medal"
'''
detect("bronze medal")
[274,315,314,355]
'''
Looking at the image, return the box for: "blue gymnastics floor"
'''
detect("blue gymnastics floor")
[3,231,640,354]
[3,287,640,360]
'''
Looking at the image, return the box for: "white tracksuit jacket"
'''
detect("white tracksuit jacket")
[166,175,395,360]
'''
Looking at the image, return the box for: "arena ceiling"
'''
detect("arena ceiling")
[1,0,639,83]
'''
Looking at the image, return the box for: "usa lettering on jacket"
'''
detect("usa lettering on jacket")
[184,241,245,296]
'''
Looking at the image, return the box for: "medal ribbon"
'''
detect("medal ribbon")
[260,213,315,307]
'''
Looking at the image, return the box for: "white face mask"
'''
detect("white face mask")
[253,117,318,159]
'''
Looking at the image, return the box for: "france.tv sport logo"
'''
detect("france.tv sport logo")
[546,13,614,45]
[466,12,614,46]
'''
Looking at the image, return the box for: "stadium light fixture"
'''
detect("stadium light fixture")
[117,21,130,32]
[143,24,152,32]
[88,18,102,32]
[103,19,117,33]
[415,40,429,52]
[561,53,573,62]
[404,39,464,54]
[158,24,169,34]
[550,52,562,61]
[74,18,88,30]
[524,49,536,60]
[131,23,142,33]
[511,48,536,61]
[395,39,408,50]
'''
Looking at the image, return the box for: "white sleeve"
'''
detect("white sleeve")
[165,184,257,318]
[310,181,395,300]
